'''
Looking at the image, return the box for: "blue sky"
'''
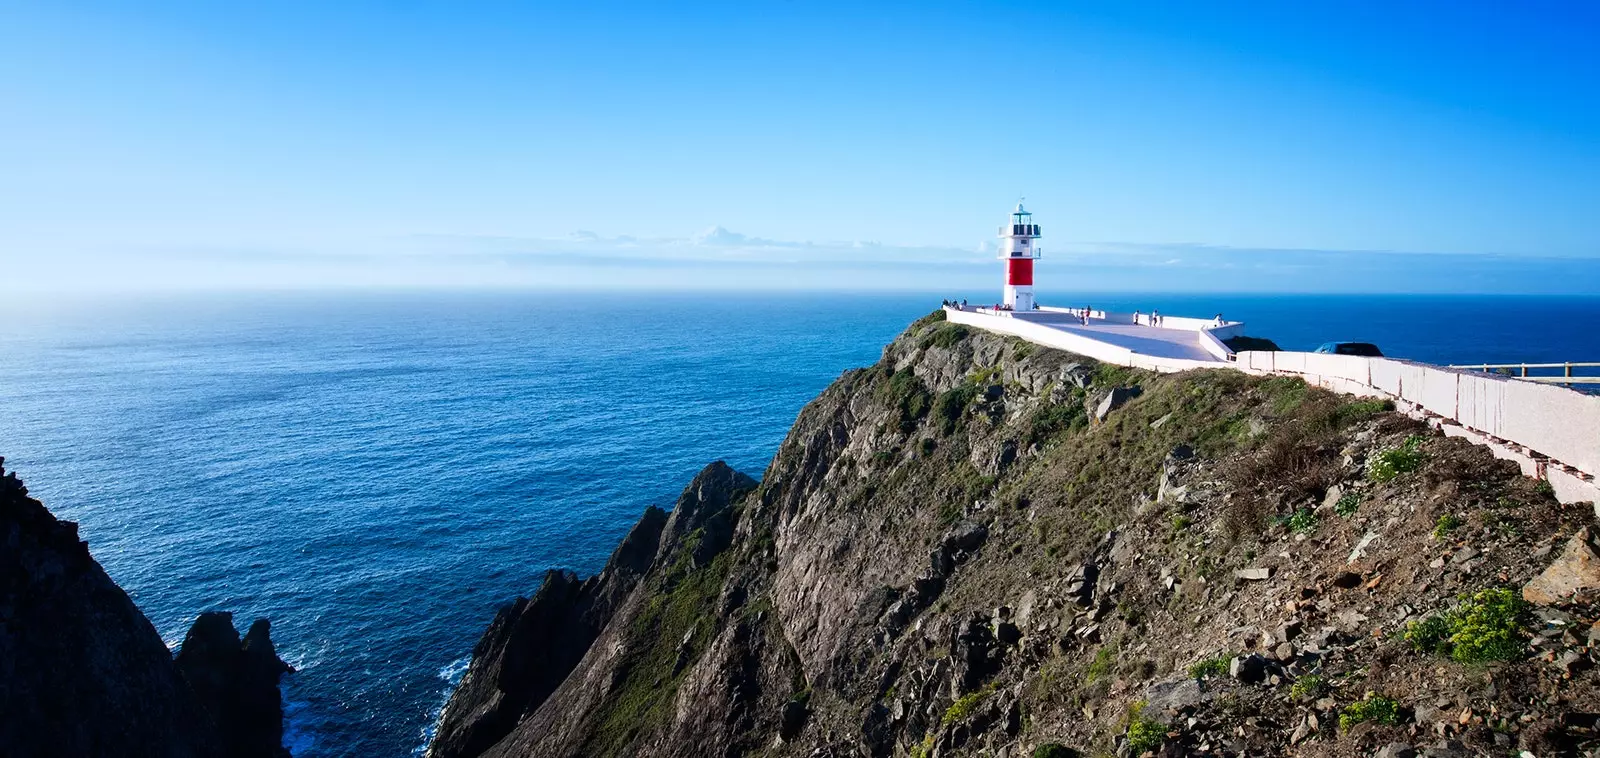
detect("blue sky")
[3,1,1598,293]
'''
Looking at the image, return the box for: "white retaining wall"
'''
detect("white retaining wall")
[947,307,1600,506]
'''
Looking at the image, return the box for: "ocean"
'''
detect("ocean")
[1,291,1597,756]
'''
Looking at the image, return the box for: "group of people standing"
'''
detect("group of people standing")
[1132,309,1163,327]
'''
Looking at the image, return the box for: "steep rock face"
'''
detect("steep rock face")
[0,457,220,757]
[173,612,295,758]
[429,505,670,758]
[433,312,1600,758]
[0,457,294,758]
[430,461,757,758]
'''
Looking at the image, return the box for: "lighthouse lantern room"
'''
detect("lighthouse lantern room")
[998,203,1042,311]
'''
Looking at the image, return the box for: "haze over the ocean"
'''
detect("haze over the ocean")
[3,1,1598,293]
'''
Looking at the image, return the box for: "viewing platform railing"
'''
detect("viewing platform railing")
[1449,362,1600,385]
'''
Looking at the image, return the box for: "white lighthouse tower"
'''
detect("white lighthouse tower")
[998,203,1042,310]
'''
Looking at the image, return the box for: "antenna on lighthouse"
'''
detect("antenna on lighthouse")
[997,204,1042,311]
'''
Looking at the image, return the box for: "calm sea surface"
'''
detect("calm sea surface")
[1,291,1597,756]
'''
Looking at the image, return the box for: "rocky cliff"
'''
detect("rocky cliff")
[431,312,1600,758]
[0,457,293,757]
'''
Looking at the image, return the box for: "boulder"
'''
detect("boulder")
[1094,386,1143,422]
[1376,743,1417,758]
[1229,653,1271,684]
[1524,528,1600,606]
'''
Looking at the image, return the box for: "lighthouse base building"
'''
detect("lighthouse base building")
[947,203,1247,365]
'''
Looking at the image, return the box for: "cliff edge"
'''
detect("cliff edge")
[431,311,1600,757]
[0,457,293,757]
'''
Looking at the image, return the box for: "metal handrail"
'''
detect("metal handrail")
[1449,362,1600,384]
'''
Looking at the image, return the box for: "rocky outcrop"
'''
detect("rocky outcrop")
[430,312,1600,758]
[428,461,755,758]
[0,456,218,756]
[173,612,294,758]
[0,456,292,758]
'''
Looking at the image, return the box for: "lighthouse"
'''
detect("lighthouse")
[998,203,1041,310]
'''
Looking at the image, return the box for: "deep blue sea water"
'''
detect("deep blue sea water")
[1,291,1598,757]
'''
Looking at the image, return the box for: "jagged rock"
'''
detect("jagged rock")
[1094,386,1142,422]
[1376,742,1417,758]
[1523,528,1600,605]
[430,460,752,758]
[780,698,809,740]
[173,613,294,758]
[1066,563,1100,606]
[1061,363,1093,389]
[0,456,228,757]
[945,521,990,554]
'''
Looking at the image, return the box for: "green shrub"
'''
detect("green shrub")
[1432,513,1464,540]
[1032,744,1074,758]
[1367,435,1426,483]
[1286,508,1319,534]
[1170,514,1193,532]
[918,438,937,455]
[933,385,978,434]
[1535,479,1556,496]
[1125,701,1165,755]
[1335,493,1361,517]
[1404,615,1451,656]
[1447,588,1529,663]
[1404,588,1529,663]
[1187,656,1229,679]
[878,369,931,430]
[1339,693,1401,730]
[1289,674,1324,701]
[1027,398,1086,444]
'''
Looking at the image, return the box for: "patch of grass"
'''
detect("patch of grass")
[1339,693,1401,730]
[1086,645,1117,683]
[1432,513,1464,540]
[918,437,938,455]
[1535,479,1555,496]
[941,684,996,727]
[1336,398,1393,426]
[1012,340,1035,361]
[1027,397,1087,444]
[1368,435,1426,483]
[1404,588,1529,663]
[1289,674,1324,701]
[1187,655,1229,679]
[1335,493,1361,517]
[1170,514,1193,532]
[877,369,932,431]
[1286,507,1319,534]
[923,323,970,349]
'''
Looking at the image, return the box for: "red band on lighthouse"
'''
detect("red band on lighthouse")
[1007,259,1033,286]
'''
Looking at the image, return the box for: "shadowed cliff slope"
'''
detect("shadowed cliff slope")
[430,311,1600,758]
[0,457,293,758]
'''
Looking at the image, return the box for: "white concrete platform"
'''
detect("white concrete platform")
[1010,312,1221,362]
